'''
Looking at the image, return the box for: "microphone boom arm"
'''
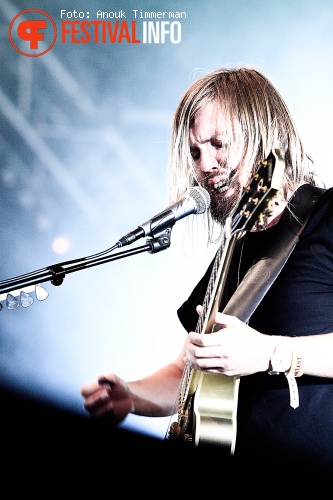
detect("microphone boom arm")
[0,183,211,306]
[0,223,174,302]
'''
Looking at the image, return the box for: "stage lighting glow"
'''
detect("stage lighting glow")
[52,236,70,254]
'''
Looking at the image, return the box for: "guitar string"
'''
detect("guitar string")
[167,190,248,433]
[237,236,246,288]
[167,240,225,435]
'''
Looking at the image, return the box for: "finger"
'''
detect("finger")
[185,355,224,373]
[81,379,107,397]
[90,400,116,419]
[83,389,112,413]
[214,312,240,327]
[196,304,203,315]
[188,331,208,347]
[188,331,223,348]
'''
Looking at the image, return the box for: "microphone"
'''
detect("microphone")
[116,186,210,247]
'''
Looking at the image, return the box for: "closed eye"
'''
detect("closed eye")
[190,146,200,161]
[211,138,230,149]
[190,137,230,161]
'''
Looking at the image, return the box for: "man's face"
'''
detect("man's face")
[189,99,249,222]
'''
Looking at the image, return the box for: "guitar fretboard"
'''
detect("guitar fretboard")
[174,234,227,420]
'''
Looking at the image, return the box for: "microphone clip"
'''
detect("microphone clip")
[146,224,173,254]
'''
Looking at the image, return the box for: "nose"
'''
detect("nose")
[197,147,220,173]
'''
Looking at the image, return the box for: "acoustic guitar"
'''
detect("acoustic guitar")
[165,149,285,455]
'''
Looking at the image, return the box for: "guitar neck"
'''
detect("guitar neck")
[197,225,243,335]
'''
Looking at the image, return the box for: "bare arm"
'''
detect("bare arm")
[292,333,333,378]
[80,343,186,422]
[128,356,185,416]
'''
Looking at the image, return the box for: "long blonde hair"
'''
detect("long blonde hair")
[167,67,320,239]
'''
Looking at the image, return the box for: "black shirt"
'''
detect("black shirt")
[177,186,333,471]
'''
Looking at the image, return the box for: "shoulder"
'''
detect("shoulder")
[312,186,333,215]
[177,256,215,332]
[304,185,333,235]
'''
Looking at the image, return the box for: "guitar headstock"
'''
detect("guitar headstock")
[231,148,285,234]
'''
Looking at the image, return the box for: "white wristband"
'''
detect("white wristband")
[268,336,292,375]
[268,336,299,409]
[285,371,299,409]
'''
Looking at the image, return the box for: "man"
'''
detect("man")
[80,68,333,475]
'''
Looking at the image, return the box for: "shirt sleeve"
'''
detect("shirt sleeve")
[177,257,215,333]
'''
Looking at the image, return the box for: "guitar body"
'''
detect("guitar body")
[166,149,285,454]
[192,372,240,452]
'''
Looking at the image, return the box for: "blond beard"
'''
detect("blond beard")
[209,183,242,225]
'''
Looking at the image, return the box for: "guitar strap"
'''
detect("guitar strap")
[222,183,326,323]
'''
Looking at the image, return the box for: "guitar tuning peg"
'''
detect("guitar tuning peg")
[20,290,34,308]
[35,284,49,301]
[6,293,20,310]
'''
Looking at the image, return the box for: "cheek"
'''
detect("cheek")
[194,164,205,183]
[238,165,252,187]
[227,142,248,177]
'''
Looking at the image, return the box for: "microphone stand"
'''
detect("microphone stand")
[0,225,173,306]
